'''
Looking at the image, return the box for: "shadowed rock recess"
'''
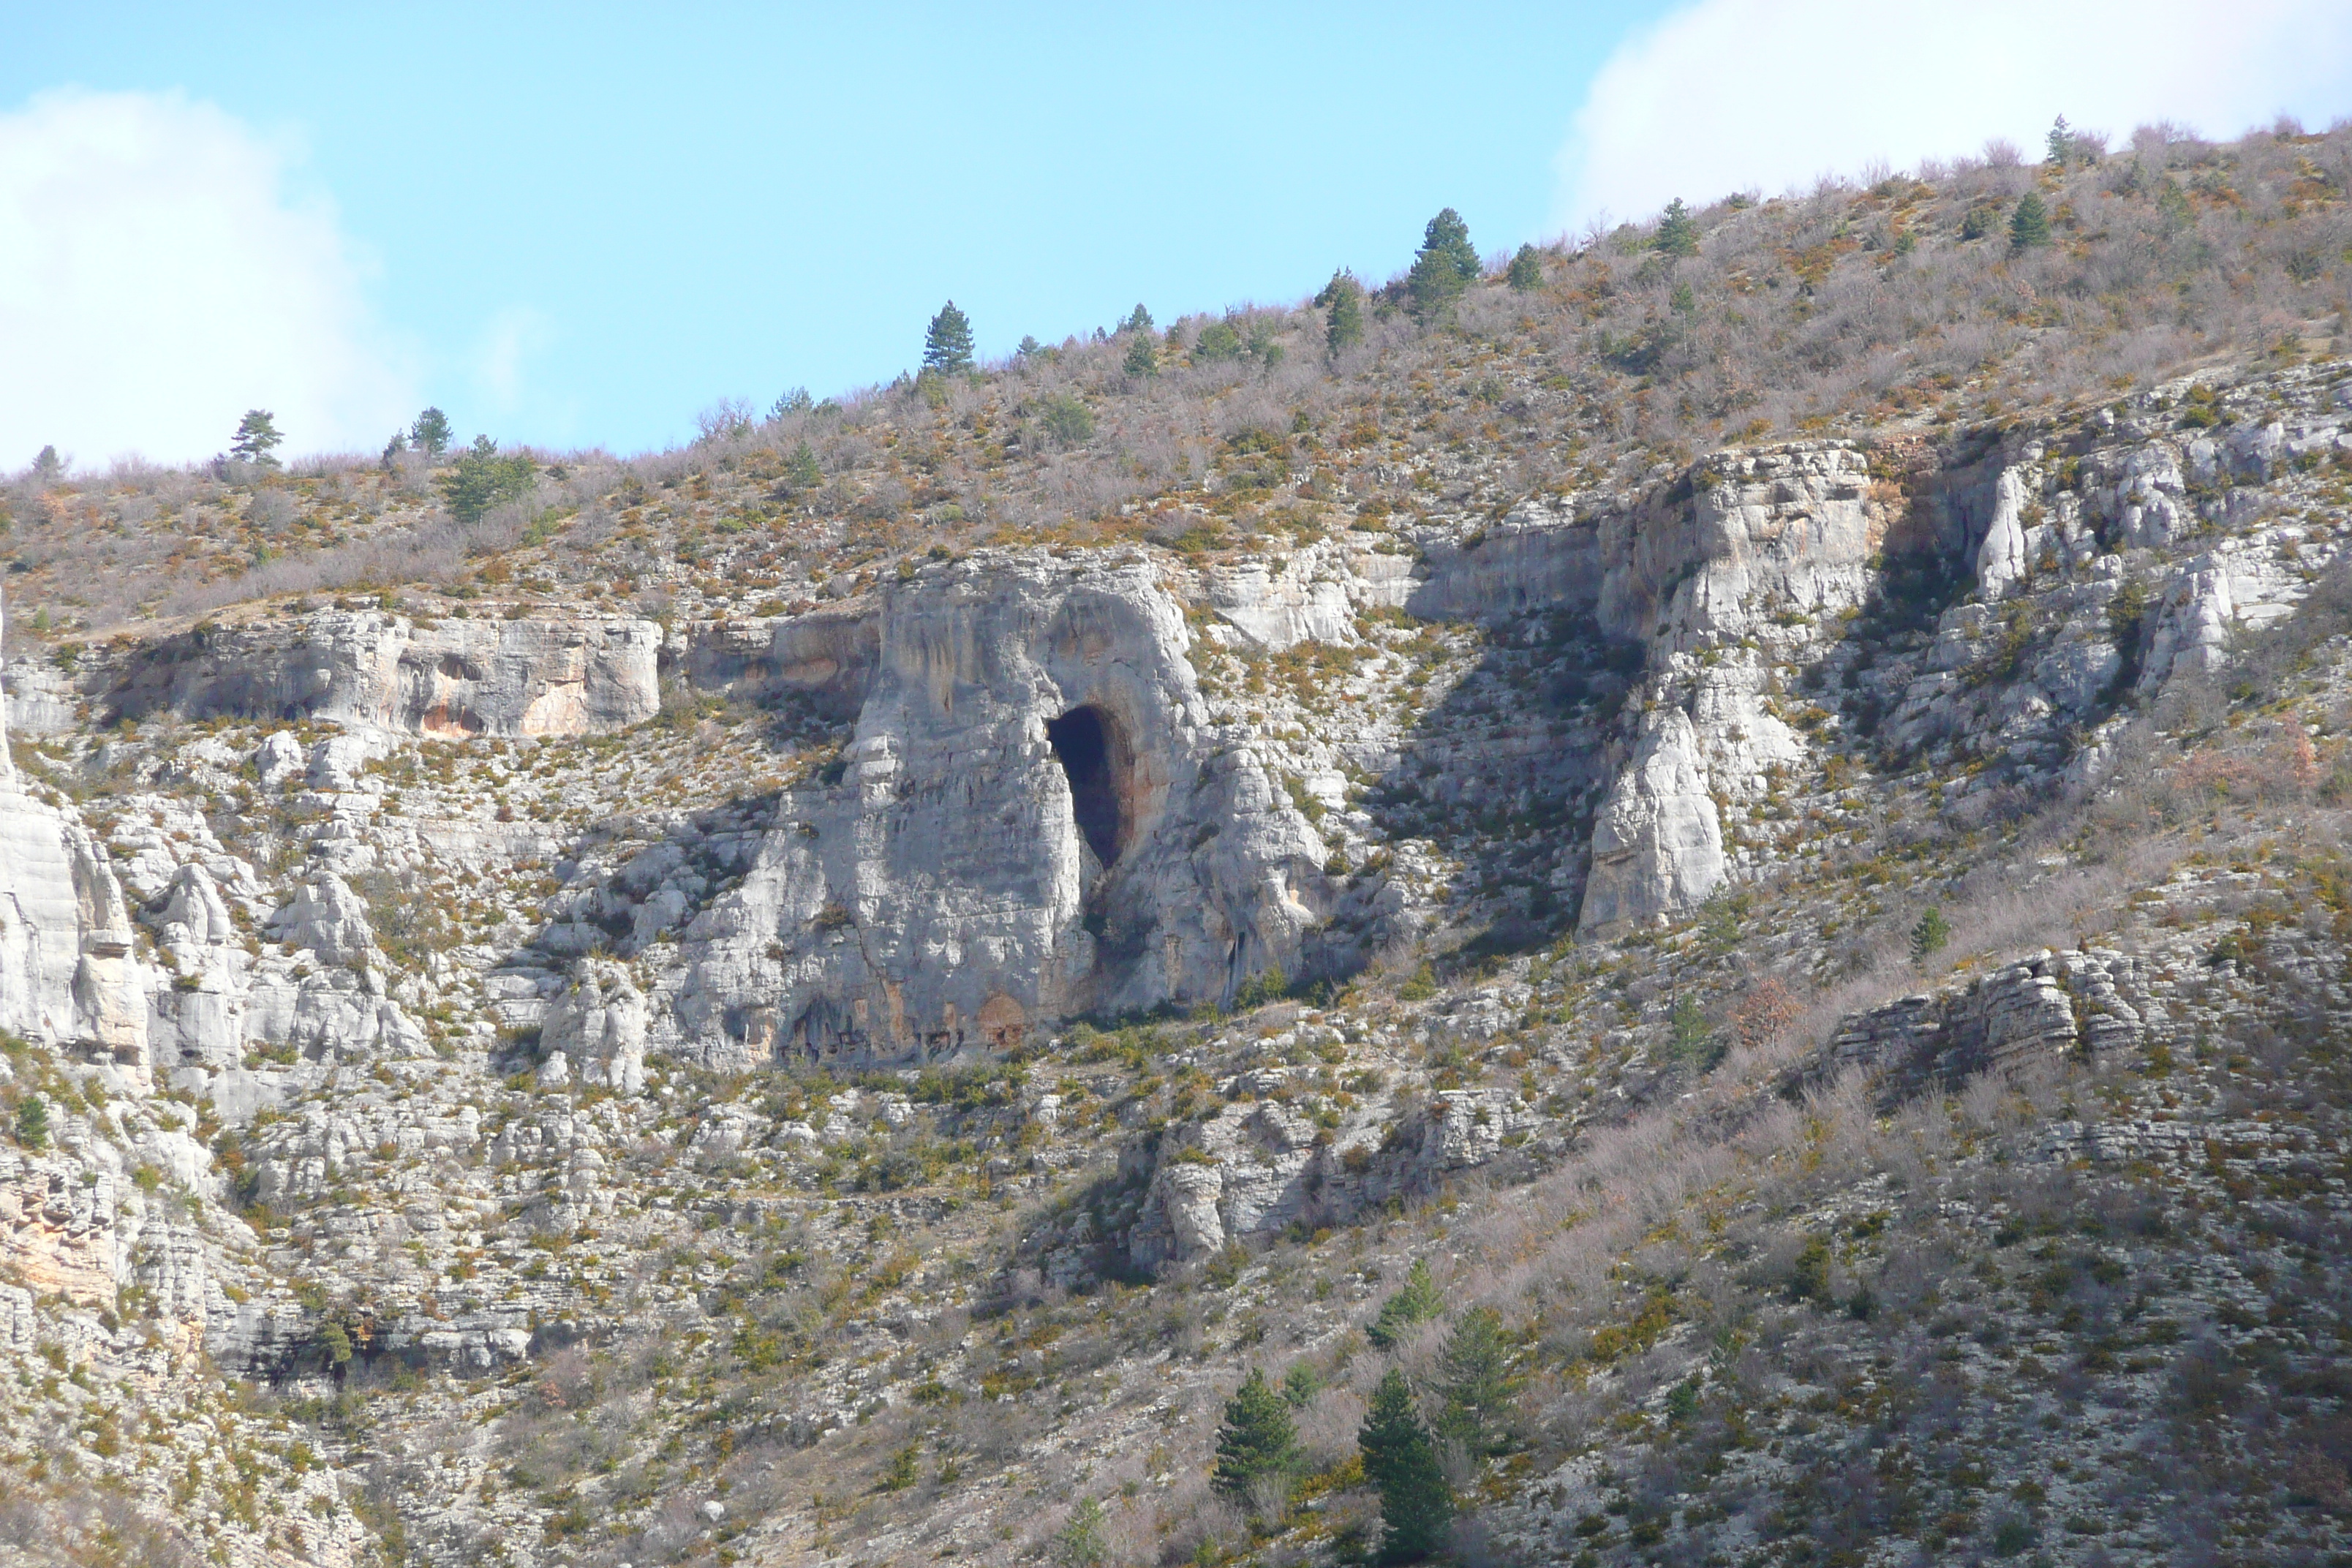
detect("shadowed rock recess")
[5,133,2352,1566]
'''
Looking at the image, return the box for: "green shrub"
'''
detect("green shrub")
[2008,190,2051,252]
[1367,1259,1442,1349]
[877,1441,920,1491]
[1910,907,1951,968]
[1235,965,1289,1009]
[1669,994,1719,1071]
[1039,395,1094,448]
[14,1095,48,1150]
[1053,1498,1109,1567]
[1194,320,1245,363]
[437,436,535,524]
[1788,1235,1832,1304]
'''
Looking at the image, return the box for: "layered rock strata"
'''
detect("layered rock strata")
[104,609,662,737]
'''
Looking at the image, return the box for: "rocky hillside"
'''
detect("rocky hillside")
[1,121,2350,1568]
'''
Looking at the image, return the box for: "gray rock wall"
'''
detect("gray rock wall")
[662,552,1333,1069]
[103,609,662,737]
[673,607,881,720]
[0,600,150,1068]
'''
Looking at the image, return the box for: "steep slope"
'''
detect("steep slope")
[1,120,2350,1568]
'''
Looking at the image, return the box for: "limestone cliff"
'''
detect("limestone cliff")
[664,553,1334,1067]
[0,603,148,1069]
[103,608,663,736]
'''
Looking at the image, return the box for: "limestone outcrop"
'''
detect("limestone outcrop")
[1578,709,1725,936]
[663,552,1333,1068]
[674,607,881,719]
[1808,946,2157,1102]
[0,608,149,1069]
[540,961,649,1093]
[1406,443,1887,931]
[104,608,662,737]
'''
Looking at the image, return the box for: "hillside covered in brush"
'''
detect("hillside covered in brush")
[0,117,2348,1568]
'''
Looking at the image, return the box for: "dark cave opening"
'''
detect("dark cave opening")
[1047,706,1126,869]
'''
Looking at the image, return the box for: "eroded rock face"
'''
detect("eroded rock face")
[664,552,1332,1068]
[0,610,148,1070]
[1578,709,1725,936]
[106,610,662,737]
[541,962,648,1093]
[675,608,881,720]
[1123,1064,1545,1276]
[1597,442,1886,649]
[271,872,377,965]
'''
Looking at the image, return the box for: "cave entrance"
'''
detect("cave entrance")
[1047,705,1127,869]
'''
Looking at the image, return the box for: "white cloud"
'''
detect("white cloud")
[471,306,553,418]
[1555,0,2352,233]
[0,88,414,470]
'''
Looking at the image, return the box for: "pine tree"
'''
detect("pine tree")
[1654,198,1700,257]
[230,410,284,467]
[1669,993,1716,1068]
[410,407,453,456]
[787,442,823,490]
[2046,115,2075,167]
[1210,1368,1299,1499]
[1406,208,1479,321]
[1052,1498,1108,1567]
[1325,273,1365,354]
[1506,243,1545,292]
[380,431,407,470]
[1421,208,1479,279]
[2009,191,2051,252]
[1436,1307,1515,1456]
[14,1095,47,1150]
[1122,331,1158,380]
[923,301,976,376]
[1910,906,1950,968]
[1359,1370,1452,1562]
[31,445,62,483]
[1120,304,1154,335]
[1368,1258,1443,1349]
[769,387,814,422]
[437,435,536,525]
[2156,178,2195,237]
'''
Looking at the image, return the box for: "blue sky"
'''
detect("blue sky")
[7,1,2350,465]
